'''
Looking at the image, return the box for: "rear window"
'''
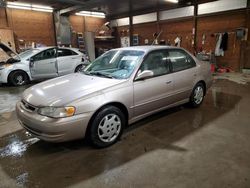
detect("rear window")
[57,49,78,57]
[168,49,196,72]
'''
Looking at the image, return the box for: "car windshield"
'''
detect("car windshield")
[84,50,145,79]
[18,49,40,59]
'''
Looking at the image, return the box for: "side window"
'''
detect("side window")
[33,48,56,61]
[168,49,196,72]
[138,50,170,77]
[57,49,77,57]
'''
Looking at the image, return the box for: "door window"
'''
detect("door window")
[32,48,56,61]
[57,49,77,57]
[138,50,170,77]
[168,49,196,72]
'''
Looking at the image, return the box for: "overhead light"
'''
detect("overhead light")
[165,0,179,3]
[7,5,31,10]
[76,11,105,18]
[7,2,31,7]
[6,2,53,12]
[32,5,53,10]
[32,8,53,12]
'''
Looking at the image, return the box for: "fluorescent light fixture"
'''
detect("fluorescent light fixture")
[32,5,53,10]
[7,2,31,7]
[6,2,53,12]
[32,8,53,12]
[7,5,31,10]
[165,0,179,3]
[76,11,105,18]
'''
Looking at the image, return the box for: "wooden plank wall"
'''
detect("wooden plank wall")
[0,8,55,46]
[160,18,194,52]
[0,29,16,50]
[69,15,105,33]
[0,8,8,28]
[133,22,158,45]
[197,11,246,71]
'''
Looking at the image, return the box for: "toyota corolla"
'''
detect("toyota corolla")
[16,46,212,148]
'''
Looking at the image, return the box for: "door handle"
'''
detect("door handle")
[166,81,172,84]
[193,74,197,77]
[49,61,55,64]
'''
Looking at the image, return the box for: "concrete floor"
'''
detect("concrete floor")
[0,74,250,188]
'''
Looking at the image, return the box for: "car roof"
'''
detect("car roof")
[115,45,179,53]
[35,46,79,50]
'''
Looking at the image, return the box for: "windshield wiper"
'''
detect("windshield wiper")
[88,71,114,79]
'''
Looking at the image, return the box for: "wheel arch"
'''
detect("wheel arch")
[7,69,30,83]
[196,80,207,94]
[85,102,129,137]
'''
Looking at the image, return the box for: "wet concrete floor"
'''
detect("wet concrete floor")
[0,77,250,187]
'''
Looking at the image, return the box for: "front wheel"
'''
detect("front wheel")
[88,106,125,148]
[189,83,205,108]
[8,71,29,86]
[75,65,85,73]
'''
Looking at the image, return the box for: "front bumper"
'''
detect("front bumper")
[0,68,8,83]
[16,101,92,142]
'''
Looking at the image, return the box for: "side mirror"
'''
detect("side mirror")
[29,57,35,67]
[135,70,154,81]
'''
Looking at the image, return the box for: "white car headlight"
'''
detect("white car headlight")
[0,64,13,69]
[37,106,75,118]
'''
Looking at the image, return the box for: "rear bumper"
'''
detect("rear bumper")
[16,101,92,142]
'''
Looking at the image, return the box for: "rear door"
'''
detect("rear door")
[167,49,197,101]
[30,48,58,79]
[56,48,81,75]
[133,50,175,118]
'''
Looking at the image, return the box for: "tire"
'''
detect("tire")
[8,71,29,86]
[189,82,205,108]
[88,106,125,148]
[75,64,84,73]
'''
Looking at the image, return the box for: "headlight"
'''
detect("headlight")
[4,64,13,67]
[37,106,75,118]
[0,64,13,68]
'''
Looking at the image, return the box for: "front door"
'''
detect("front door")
[133,50,175,118]
[30,48,58,79]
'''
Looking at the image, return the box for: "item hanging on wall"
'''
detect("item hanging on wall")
[220,32,228,51]
[174,37,181,47]
[133,34,139,46]
[215,34,224,56]
[144,39,149,45]
[120,36,130,47]
[202,34,206,45]
[236,28,246,40]
[167,39,171,46]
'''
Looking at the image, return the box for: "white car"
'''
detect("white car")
[0,42,89,86]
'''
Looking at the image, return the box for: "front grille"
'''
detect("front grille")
[21,100,36,112]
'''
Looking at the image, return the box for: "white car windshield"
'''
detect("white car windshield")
[84,50,145,79]
[18,49,40,59]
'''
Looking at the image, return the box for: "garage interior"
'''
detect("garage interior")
[0,0,250,187]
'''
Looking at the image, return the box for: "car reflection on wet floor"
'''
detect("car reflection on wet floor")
[0,79,250,187]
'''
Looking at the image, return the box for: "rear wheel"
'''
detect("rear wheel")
[189,83,205,108]
[8,71,29,86]
[88,106,125,148]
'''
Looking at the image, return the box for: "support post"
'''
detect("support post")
[193,0,198,54]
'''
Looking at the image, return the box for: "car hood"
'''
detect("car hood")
[0,42,21,61]
[22,73,126,107]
